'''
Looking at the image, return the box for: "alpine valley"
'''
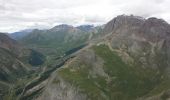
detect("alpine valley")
[0,15,170,100]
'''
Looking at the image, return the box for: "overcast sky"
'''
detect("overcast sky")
[0,0,170,33]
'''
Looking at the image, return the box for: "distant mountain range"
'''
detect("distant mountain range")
[10,29,34,40]
[76,25,95,32]
[9,25,96,40]
[10,24,102,57]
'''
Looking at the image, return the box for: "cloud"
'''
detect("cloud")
[0,0,170,32]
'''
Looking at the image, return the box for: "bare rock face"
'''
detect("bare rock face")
[104,15,170,42]
[103,15,145,35]
[36,73,87,100]
[76,49,108,78]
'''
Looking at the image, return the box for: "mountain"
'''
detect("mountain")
[10,29,33,40]
[19,24,92,57]
[0,33,27,81]
[0,33,28,98]
[33,15,170,100]
[0,33,45,99]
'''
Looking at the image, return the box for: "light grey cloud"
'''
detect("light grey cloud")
[0,0,170,32]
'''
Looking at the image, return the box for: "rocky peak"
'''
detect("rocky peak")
[103,15,170,42]
[103,15,145,34]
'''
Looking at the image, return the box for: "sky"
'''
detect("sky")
[0,0,170,33]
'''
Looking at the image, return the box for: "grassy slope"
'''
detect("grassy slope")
[21,30,89,57]
[58,44,170,100]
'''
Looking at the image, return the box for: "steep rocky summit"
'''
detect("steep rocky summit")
[104,15,170,73]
